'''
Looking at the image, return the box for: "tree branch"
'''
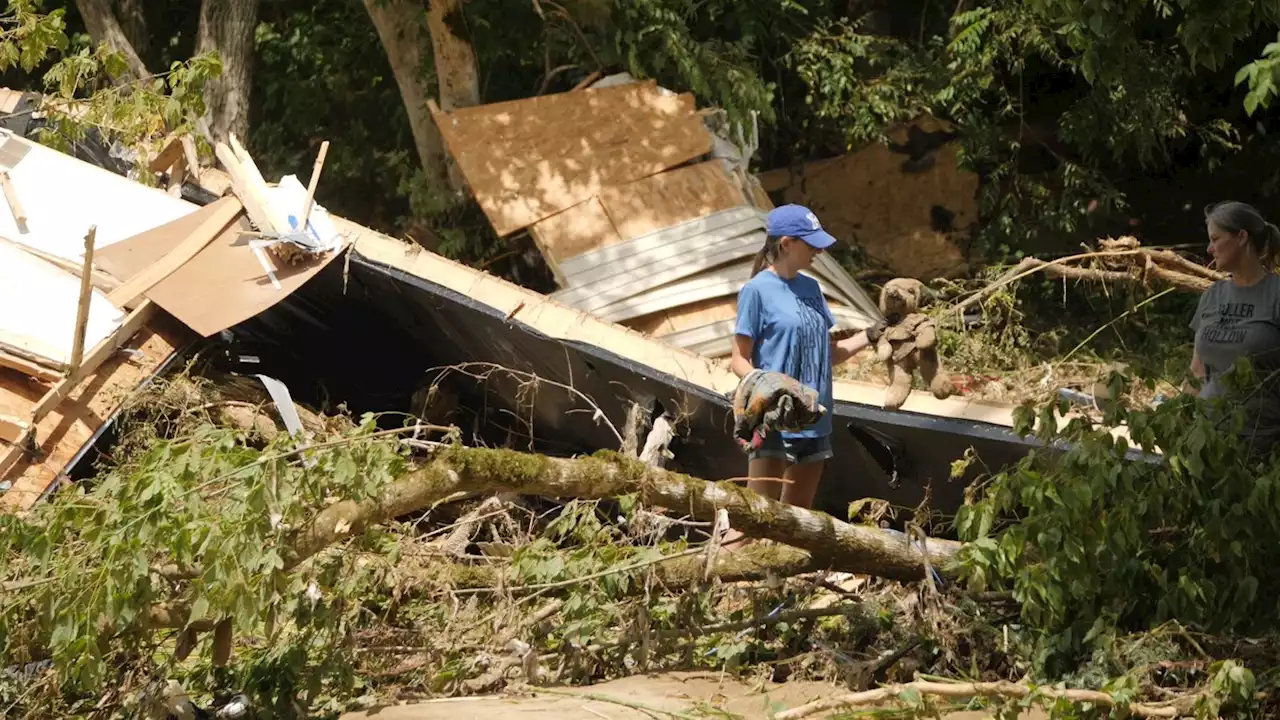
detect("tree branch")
[775,679,1190,719]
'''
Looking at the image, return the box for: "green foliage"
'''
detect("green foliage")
[0,1,220,184]
[786,0,1272,262]
[1237,34,1280,116]
[0,413,407,710]
[955,361,1280,676]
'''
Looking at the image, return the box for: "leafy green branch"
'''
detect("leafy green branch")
[1236,34,1280,116]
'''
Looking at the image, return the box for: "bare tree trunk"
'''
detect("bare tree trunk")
[362,0,456,197]
[425,0,480,111]
[196,0,260,144]
[115,0,149,59]
[74,0,149,81]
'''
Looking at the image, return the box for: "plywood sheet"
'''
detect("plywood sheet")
[432,80,713,237]
[0,240,124,367]
[535,161,749,266]
[0,315,190,510]
[760,115,976,280]
[95,198,350,337]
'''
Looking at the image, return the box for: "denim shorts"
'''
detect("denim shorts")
[748,432,834,465]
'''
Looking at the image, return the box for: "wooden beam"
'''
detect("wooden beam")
[29,300,158,427]
[148,136,185,173]
[0,424,34,482]
[68,226,97,372]
[105,198,243,309]
[0,349,62,382]
[0,170,26,229]
[300,140,330,229]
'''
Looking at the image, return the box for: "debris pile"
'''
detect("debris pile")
[427,74,884,359]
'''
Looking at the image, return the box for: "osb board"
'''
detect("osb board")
[348,226,1026,429]
[625,292,863,339]
[758,116,976,280]
[534,160,747,264]
[530,197,622,267]
[0,314,189,511]
[94,197,348,338]
[596,160,747,248]
[431,79,713,237]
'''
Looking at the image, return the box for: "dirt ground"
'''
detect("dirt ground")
[341,671,1049,720]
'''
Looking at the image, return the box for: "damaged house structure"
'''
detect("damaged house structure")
[0,80,1041,522]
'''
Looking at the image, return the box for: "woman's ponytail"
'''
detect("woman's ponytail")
[1264,222,1280,270]
[751,235,782,278]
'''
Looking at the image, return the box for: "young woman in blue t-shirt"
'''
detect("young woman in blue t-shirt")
[729,204,884,512]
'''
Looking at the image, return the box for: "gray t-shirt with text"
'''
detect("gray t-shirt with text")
[1190,273,1280,454]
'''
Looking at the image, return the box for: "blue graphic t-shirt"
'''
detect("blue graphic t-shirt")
[734,269,835,438]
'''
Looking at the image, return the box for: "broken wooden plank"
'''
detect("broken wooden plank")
[215,142,277,234]
[0,349,60,382]
[0,413,26,444]
[0,170,26,229]
[68,226,97,372]
[105,197,243,309]
[148,136,185,173]
[430,80,712,236]
[300,140,330,228]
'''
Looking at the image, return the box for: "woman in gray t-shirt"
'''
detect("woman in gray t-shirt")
[1189,201,1280,454]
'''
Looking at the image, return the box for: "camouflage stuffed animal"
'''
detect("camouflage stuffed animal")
[875,278,955,410]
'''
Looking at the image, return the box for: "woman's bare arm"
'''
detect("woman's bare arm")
[730,334,755,378]
[1184,348,1205,395]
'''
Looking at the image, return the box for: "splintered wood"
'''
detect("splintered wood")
[0,308,186,511]
[430,80,713,236]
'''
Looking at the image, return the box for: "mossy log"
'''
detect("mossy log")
[287,446,960,579]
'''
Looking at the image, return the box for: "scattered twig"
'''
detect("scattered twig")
[775,679,1190,719]
[528,687,700,720]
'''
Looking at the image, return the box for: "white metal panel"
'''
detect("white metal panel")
[552,229,764,314]
[558,205,763,281]
[0,130,197,262]
[0,240,124,366]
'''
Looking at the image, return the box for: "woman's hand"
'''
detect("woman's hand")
[832,321,885,365]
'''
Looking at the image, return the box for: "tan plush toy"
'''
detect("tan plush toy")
[874,278,956,410]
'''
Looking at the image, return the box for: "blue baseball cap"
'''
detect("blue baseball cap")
[766,204,837,250]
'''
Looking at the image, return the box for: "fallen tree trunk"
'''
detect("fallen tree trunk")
[287,446,960,582]
[150,446,959,630]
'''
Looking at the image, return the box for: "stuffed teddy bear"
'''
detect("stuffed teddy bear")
[874,278,955,410]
